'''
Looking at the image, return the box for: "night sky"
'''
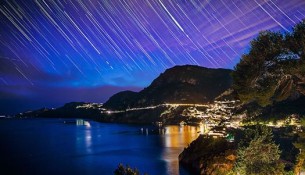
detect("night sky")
[0,0,305,115]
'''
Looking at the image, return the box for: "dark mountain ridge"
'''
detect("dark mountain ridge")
[104,65,233,110]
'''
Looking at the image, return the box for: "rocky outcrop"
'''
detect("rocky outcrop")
[179,135,236,175]
[274,74,305,102]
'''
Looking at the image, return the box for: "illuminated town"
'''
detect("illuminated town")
[74,99,303,138]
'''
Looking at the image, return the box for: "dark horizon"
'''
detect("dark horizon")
[0,85,143,115]
[1,0,305,115]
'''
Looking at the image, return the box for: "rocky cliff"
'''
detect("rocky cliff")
[179,135,236,175]
[104,65,232,110]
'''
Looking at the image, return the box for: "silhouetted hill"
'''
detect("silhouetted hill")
[104,65,233,110]
[16,102,101,119]
[103,91,138,110]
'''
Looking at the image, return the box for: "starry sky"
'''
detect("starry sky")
[0,0,305,114]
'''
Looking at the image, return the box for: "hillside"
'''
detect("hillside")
[104,65,232,110]
[16,102,102,119]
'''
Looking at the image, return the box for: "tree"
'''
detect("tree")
[235,125,285,175]
[114,164,141,175]
[288,20,305,60]
[232,20,305,107]
[293,118,305,174]
[232,31,285,106]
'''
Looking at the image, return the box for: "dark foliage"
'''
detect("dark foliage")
[114,164,143,175]
[235,125,285,175]
[232,20,305,107]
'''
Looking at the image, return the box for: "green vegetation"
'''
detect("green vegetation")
[293,132,305,173]
[234,39,305,173]
[179,126,302,175]
[300,117,305,127]
[234,125,285,175]
[114,164,147,175]
[231,22,305,175]
[292,117,305,173]
[232,20,305,107]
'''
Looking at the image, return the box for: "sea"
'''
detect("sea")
[0,118,204,175]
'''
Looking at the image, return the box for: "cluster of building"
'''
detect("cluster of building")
[264,114,303,133]
[75,100,246,140]
[179,100,244,139]
[76,103,104,110]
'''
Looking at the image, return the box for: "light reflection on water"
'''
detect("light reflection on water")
[75,119,93,154]
[0,119,204,175]
[162,125,204,175]
[74,120,203,175]
[85,128,92,154]
[75,122,202,175]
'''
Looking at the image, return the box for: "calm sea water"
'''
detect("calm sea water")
[0,118,203,175]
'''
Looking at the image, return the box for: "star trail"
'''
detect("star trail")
[0,0,305,114]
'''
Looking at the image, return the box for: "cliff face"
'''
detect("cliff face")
[104,65,233,110]
[179,135,236,175]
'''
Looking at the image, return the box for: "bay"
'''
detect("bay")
[0,118,203,175]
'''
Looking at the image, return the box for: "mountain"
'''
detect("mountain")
[104,65,233,110]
